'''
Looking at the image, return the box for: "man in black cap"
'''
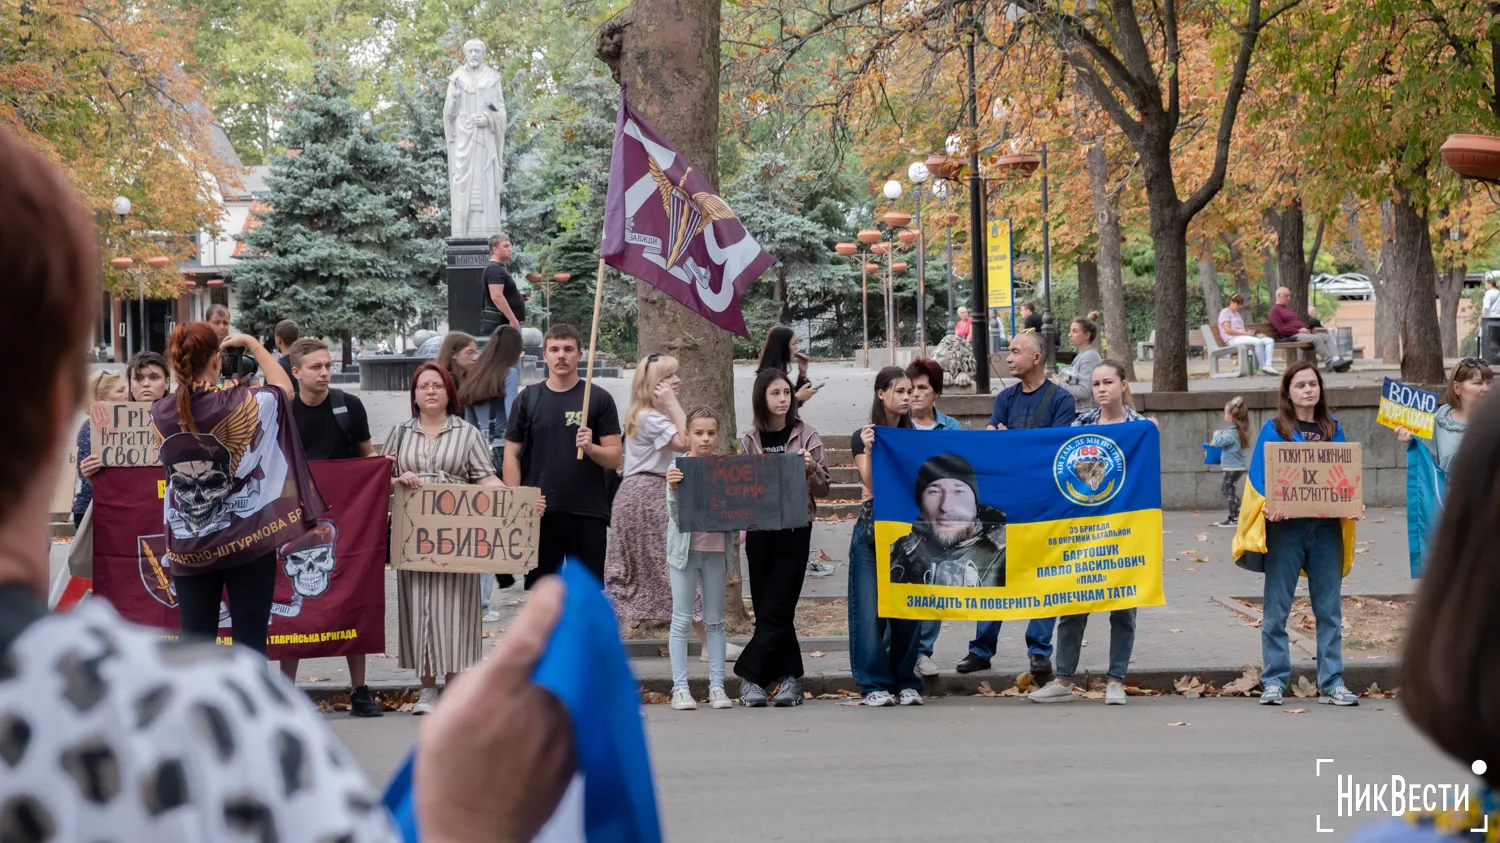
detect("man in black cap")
[890,454,1006,588]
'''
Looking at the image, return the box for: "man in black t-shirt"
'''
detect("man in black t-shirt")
[504,323,622,586]
[280,338,381,717]
[480,233,525,334]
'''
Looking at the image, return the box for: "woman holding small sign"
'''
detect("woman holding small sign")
[385,361,545,715]
[1232,361,1362,707]
[72,370,128,526]
[1393,359,1492,473]
[736,368,831,707]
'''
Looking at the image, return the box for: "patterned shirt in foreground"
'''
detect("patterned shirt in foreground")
[1072,405,1147,426]
[0,599,398,842]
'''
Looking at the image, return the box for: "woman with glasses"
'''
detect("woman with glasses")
[385,362,545,715]
[1397,358,1493,577]
[436,331,480,391]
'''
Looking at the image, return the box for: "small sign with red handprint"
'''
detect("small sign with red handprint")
[1262,442,1362,519]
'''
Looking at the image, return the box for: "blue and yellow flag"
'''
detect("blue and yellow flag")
[1231,419,1356,577]
[1405,439,1445,578]
[871,425,1164,621]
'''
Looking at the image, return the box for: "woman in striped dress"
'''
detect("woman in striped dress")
[384,362,545,714]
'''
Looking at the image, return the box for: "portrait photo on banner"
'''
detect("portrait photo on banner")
[871,426,1166,621]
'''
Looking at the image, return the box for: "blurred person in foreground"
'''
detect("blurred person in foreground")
[0,125,573,843]
[1351,391,1500,838]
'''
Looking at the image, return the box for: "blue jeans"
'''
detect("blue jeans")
[918,619,941,659]
[848,519,922,693]
[670,550,727,690]
[1055,609,1137,681]
[968,616,1055,660]
[1261,518,1345,692]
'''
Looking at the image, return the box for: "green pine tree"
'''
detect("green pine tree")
[385,65,452,322]
[232,60,423,362]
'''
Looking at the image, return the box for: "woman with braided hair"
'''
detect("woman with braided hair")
[152,321,324,654]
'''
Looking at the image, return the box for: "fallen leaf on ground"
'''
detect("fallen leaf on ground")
[1170,628,1184,633]
[1292,676,1319,698]
[1080,690,1105,699]
[1354,548,1368,554]
[1363,683,1388,699]
[1174,675,1204,698]
[1194,533,1209,542]
[998,686,1022,697]
[1167,721,1191,727]
[1177,549,1198,556]
[1016,672,1036,693]
[814,693,842,700]
[1219,666,1261,697]
[817,549,833,561]
[640,691,671,705]
[836,688,860,697]
[1081,639,1088,647]
[1372,517,1386,523]
[975,681,999,697]
[306,676,329,683]
[809,650,825,658]
[1185,568,1198,573]
[1285,708,1309,714]
[803,692,812,699]
[1123,686,1162,696]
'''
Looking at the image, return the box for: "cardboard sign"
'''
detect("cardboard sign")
[391,483,540,575]
[676,453,810,533]
[1263,442,1363,518]
[1376,378,1439,439]
[90,402,161,466]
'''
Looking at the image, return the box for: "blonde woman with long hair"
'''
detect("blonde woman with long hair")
[605,354,690,629]
[72,370,128,526]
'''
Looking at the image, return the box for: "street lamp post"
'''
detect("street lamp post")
[963,18,990,393]
[996,143,1054,367]
[907,162,930,356]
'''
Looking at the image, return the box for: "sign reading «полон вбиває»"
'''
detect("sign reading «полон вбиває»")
[90,402,161,467]
[674,453,810,533]
[391,483,540,575]
[1263,442,1363,519]
[870,425,1165,621]
[1376,378,1440,439]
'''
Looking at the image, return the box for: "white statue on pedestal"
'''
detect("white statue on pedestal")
[444,39,507,239]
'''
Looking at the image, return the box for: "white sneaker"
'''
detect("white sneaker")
[915,655,939,677]
[670,687,697,710]
[1261,365,1278,377]
[1028,679,1078,703]
[1105,681,1127,705]
[863,690,896,707]
[482,610,501,624]
[898,688,924,706]
[412,687,439,715]
[705,641,744,663]
[708,686,732,709]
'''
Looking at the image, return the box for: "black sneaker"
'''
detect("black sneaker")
[739,680,769,707]
[350,685,384,717]
[1029,654,1054,677]
[955,654,991,674]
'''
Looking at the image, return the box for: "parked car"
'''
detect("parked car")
[1311,272,1375,300]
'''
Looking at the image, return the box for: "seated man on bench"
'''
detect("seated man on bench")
[1269,286,1350,372]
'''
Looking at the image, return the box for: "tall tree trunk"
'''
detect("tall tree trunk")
[1353,200,1403,363]
[1437,263,1465,357]
[1139,131,1190,390]
[1266,198,1308,315]
[1221,232,1255,315]
[1087,137,1133,380]
[341,330,352,368]
[598,0,752,631]
[1260,245,1278,309]
[1197,236,1222,320]
[1390,187,1445,383]
[1077,257,1101,321]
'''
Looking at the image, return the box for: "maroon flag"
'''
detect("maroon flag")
[602,92,775,335]
[92,458,389,660]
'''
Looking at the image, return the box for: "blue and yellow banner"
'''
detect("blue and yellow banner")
[871,425,1164,620]
[1377,378,1439,439]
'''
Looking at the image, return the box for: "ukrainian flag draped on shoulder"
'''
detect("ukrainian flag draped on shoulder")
[871,424,1164,621]
[1405,439,1444,578]
[1231,419,1357,577]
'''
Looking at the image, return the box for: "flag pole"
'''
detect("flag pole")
[578,256,607,459]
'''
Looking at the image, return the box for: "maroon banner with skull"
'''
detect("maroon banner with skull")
[92,458,389,659]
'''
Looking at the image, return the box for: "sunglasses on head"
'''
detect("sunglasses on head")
[646,353,660,364]
[1459,357,1485,369]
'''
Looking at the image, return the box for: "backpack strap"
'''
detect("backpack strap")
[328,388,356,451]
[1029,380,1057,429]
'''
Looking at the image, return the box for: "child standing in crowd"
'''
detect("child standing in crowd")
[1233,362,1362,707]
[850,367,925,706]
[757,325,817,405]
[1032,360,1146,706]
[1210,396,1252,528]
[605,355,688,632]
[665,406,735,711]
[72,370,128,527]
[736,368,830,706]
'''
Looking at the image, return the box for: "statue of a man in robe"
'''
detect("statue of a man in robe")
[444,39,506,239]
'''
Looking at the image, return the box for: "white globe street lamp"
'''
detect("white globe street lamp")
[111,196,132,218]
[882,179,903,201]
[907,161,930,184]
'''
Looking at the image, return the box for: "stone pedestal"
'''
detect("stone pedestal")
[446,237,489,336]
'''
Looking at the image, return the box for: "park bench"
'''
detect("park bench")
[1200,323,1252,378]
[1138,327,1204,360]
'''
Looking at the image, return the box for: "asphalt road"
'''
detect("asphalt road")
[329,696,1471,842]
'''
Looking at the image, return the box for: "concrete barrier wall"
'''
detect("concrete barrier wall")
[937,385,1407,509]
